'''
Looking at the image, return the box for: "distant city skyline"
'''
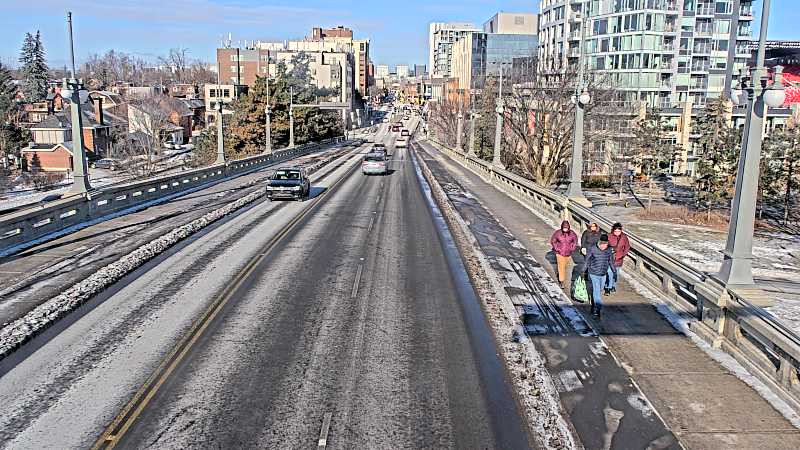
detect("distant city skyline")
[1,0,797,72]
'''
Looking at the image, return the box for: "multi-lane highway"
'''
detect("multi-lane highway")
[0,122,533,449]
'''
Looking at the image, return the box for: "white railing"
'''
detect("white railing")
[428,138,800,414]
[0,138,345,255]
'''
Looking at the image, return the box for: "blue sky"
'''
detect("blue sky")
[1,0,798,70]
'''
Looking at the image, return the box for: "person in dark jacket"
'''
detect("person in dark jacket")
[606,222,631,294]
[580,222,601,255]
[550,220,578,288]
[582,234,614,317]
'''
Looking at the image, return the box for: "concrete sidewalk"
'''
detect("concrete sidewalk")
[418,140,800,450]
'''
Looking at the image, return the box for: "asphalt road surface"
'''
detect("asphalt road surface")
[0,124,532,449]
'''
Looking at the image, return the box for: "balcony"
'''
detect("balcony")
[740,6,754,18]
[696,7,714,16]
[693,46,711,55]
[568,48,581,58]
[568,30,581,41]
[690,64,710,73]
[695,27,713,37]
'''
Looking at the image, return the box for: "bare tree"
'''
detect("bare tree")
[122,95,174,177]
[427,97,469,149]
[159,48,189,84]
[501,62,629,186]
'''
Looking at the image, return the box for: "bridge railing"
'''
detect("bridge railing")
[428,138,800,414]
[0,137,345,255]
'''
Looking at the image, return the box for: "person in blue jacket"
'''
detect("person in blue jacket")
[581,233,614,317]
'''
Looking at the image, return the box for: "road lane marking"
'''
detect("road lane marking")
[351,263,364,298]
[91,143,369,450]
[317,412,333,449]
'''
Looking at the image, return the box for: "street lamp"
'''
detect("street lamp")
[264,78,272,154]
[62,12,91,194]
[565,14,591,204]
[492,64,508,168]
[720,0,784,287]
[215,100,225,164]
[456,109,464,151]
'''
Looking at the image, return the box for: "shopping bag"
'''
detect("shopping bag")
[573,277,589,303]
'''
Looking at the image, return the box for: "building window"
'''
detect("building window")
[515,16,524,25]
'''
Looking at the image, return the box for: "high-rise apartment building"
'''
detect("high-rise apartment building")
[414,64,427,77]
[429,22,481,77]
[483,12,539,35]
[376,64,390,78]
[539,0,754,109]
[396,65,409,78]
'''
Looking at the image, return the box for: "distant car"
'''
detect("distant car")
[395,137,408,148]
[266,167,310,201]
[91,158,120,171]
[382,117,389,123]
[401,129,410,137]
[362,152,388,175]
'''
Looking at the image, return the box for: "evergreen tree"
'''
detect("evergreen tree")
[762,125,800,223]
[693,98,739,218]
[0,62,17,120]
[0,62,28,161]
[30,152,42,173]
[19,31,49,102]
[226,56,342,158]
[631,107,679,176]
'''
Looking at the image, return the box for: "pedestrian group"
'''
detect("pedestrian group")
[550,221,630,318]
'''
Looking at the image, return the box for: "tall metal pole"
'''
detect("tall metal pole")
[492,67,504,167]
[215,100,225,164]
[566,16,589,201]
[456,107,464,152]
[719,0,773,286]
[65,12,91,194]
[289,86,295,148]
[468,91,477,157]
[265,79,272,154]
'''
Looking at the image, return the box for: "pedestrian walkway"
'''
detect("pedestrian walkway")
[418,140,800,450]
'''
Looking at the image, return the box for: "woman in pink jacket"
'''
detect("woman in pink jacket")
[550,220,578,289]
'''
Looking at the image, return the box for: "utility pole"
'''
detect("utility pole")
[720,0,785,287]
[63,12,91,194]
[566,15,591,204]
[265,79,272,154]
[468,91,477,157]
[456,105,464,152]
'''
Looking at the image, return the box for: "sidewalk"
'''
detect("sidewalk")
[417,140,800,450]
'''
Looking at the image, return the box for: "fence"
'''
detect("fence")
[428,138,800,414]
[0,138,345,255]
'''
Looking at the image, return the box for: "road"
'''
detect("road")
[0,123,532,449]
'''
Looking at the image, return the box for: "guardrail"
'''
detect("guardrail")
[0,138,346,256]
[427,137,800,414]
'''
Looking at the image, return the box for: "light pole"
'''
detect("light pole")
[720,0,785,287]
[215,100,225,164]
[566,15,590,203]
[265,79,272,154]
[288,86,295,148]
[456,107,464,152]
[492,66,505,167]
[62,12,91,194]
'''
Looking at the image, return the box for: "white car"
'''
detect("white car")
[395,137,408,148]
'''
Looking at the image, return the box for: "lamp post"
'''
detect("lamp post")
[456,108,464,152]
[265,79,272,154]
[289,86,295,148]
[566,15,590,203]
[215,100,225,164]
[62,12,91,194]
[492,66,505,167]
[719,0,785,287]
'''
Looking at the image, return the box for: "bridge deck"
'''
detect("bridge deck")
[418,140,800,450]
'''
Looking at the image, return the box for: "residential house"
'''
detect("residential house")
[21,98,114,171]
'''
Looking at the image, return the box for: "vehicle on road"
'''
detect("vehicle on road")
[362,152,388,175]
[91,158,121,171]
[401,129,410,137]
[266,167,310,201]
[395,137,408,148]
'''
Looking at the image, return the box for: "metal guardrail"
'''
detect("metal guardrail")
[0,138,345,255]
[428,138,800,414]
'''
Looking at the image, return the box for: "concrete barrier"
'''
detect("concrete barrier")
[0,138,345,255]
[428,138,800,415]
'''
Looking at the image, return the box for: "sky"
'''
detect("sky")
[1,0,799,71]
